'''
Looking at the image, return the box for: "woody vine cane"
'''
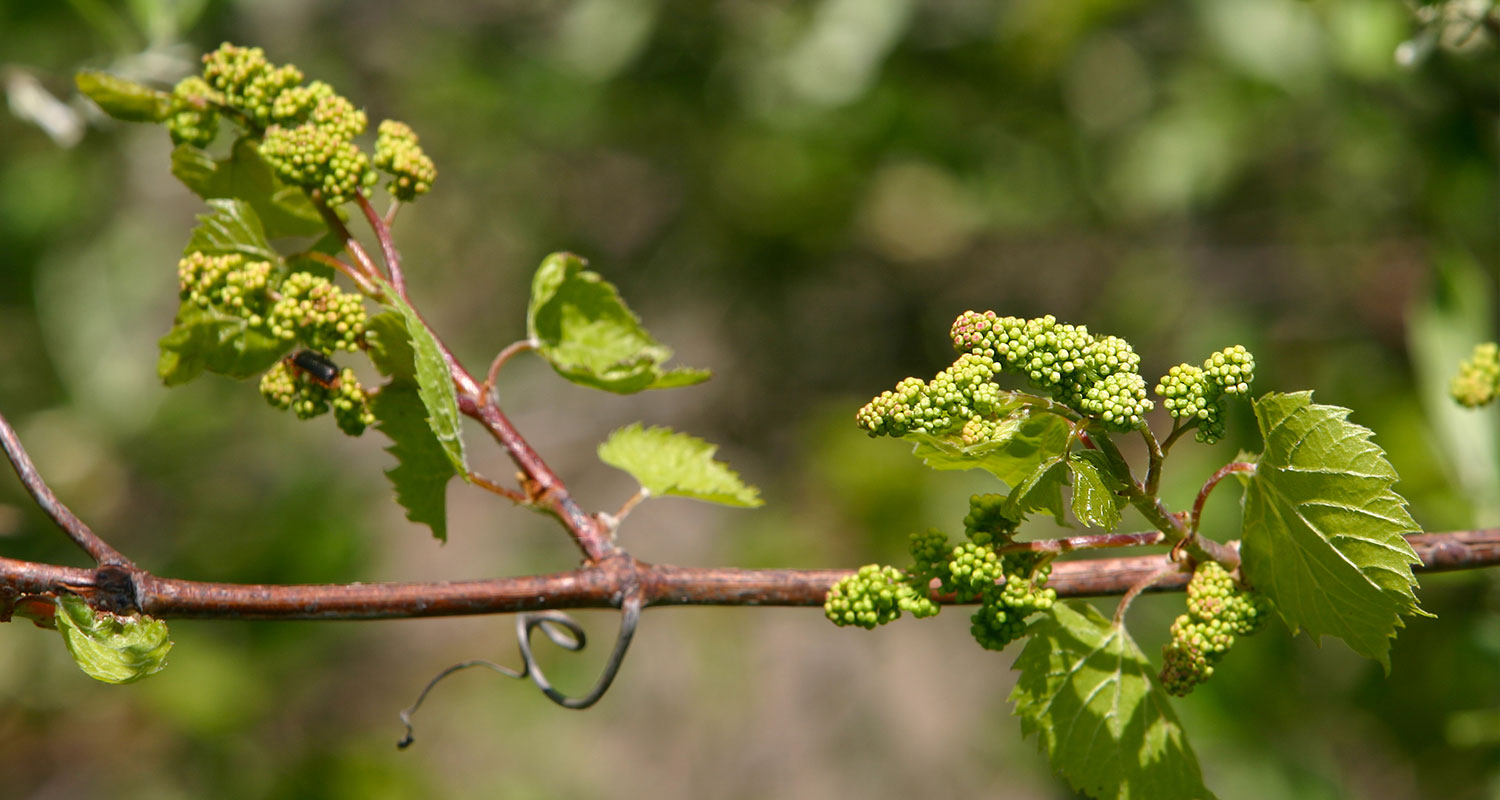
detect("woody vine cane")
[1,43,1497,800]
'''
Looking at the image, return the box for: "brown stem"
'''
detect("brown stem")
[1113,561,1188,626]
[301,251,377,296]
[0,413,131,569]
[1142,425,1166,498]
[610,489,650,527]
[1191,461,1257,534]
[333,189,616,564]
[468,471,527,505]
[483,340,536,401]
[1090,430,1241,568]
[356,193,407,299]
[311,196,385,285]
[3,530,1494,621]
[998,531,1165,555]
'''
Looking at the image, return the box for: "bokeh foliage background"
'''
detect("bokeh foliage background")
[0,0,1496,797]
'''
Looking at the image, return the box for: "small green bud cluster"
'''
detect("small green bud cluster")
[177,252,276,325]
[258,360,375,436]
[856,312,1156,442]
[907,528,952,580]
[259,122,373,206]
[1450,342,1499,408]
[855,353,1000,439]
[970,551,1055,652]
[165,77,222,147]
[823,494,1055,648]
[953,311,1153,432]
[267,271,368,353]
[945,542,1003,599]
[201,43,304,126]
[1154,346,1255,443]
[1159,561,1272,696]
[374,121,437,201]
[961,493,1018,547]
[824,564,939,629]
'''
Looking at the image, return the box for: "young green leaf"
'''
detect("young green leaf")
[905,406,1073,488]
[526,252,710,393]
[157,300,285,384]
[54,594,172,685]
[1068,452,1124,530]
[185,198,281,263]
[1011,601,1216,800]
[171,139,326,239]
[365,311,417,380]
[1239,392,1425,670]
[1004,455,1069,526]
[372,381,458,541]
[376,282,468,477]
[598,424,762,507]
[75,70,172,122]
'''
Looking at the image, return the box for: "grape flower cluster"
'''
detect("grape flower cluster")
[177,252,368,354]
[165,43,438,207]
[267,271,368,353]
[825,495,1055,651]
[259,360,375,436]
[374,121,437,201]
[1450,342,1499,409]
[1154,345,1256,443]
[177,251,275,324]
[176,250,373,435]
[856,312,1155,442]
[1159,561,1272,696]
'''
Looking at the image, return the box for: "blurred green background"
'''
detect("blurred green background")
[1,0,1497,797]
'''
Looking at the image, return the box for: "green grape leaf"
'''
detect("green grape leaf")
[54,594,172,684]
[1005,455,1070,526]
[185,198,281,263]
[75,70,171,122]
[906,406,1073,487]
[598,423,763,507]
[526,252,711,393]
[1011,601,1215,800]
[375,283,468,477]
[157,300,285,384]
[372,380,458,541]
[1068,452,1124,530]
[365,311,416,380]
[1239,392,1425,669]
[171,139,326,239]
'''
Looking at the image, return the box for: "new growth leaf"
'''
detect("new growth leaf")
[527,253,710,394]
[598,424,762,508]
[1239,392,1425,669]
[1011,601,1216,800]
[54,595,173,685]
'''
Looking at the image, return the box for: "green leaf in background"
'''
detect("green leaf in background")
[598,423,762,507]
[365,311,417,380]
[1240,391,1426,669]
[184,198,281,263]
[906,406,1073,487]
[75,70,171,122]
[1068,452,1123,530]
[157,300,285,384]
[526,252,711,393]
[54,594,172,685]
[1011,601,1215,800]
[171,139,327,239]
[372,381,458,541]
[375,284,468,477]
